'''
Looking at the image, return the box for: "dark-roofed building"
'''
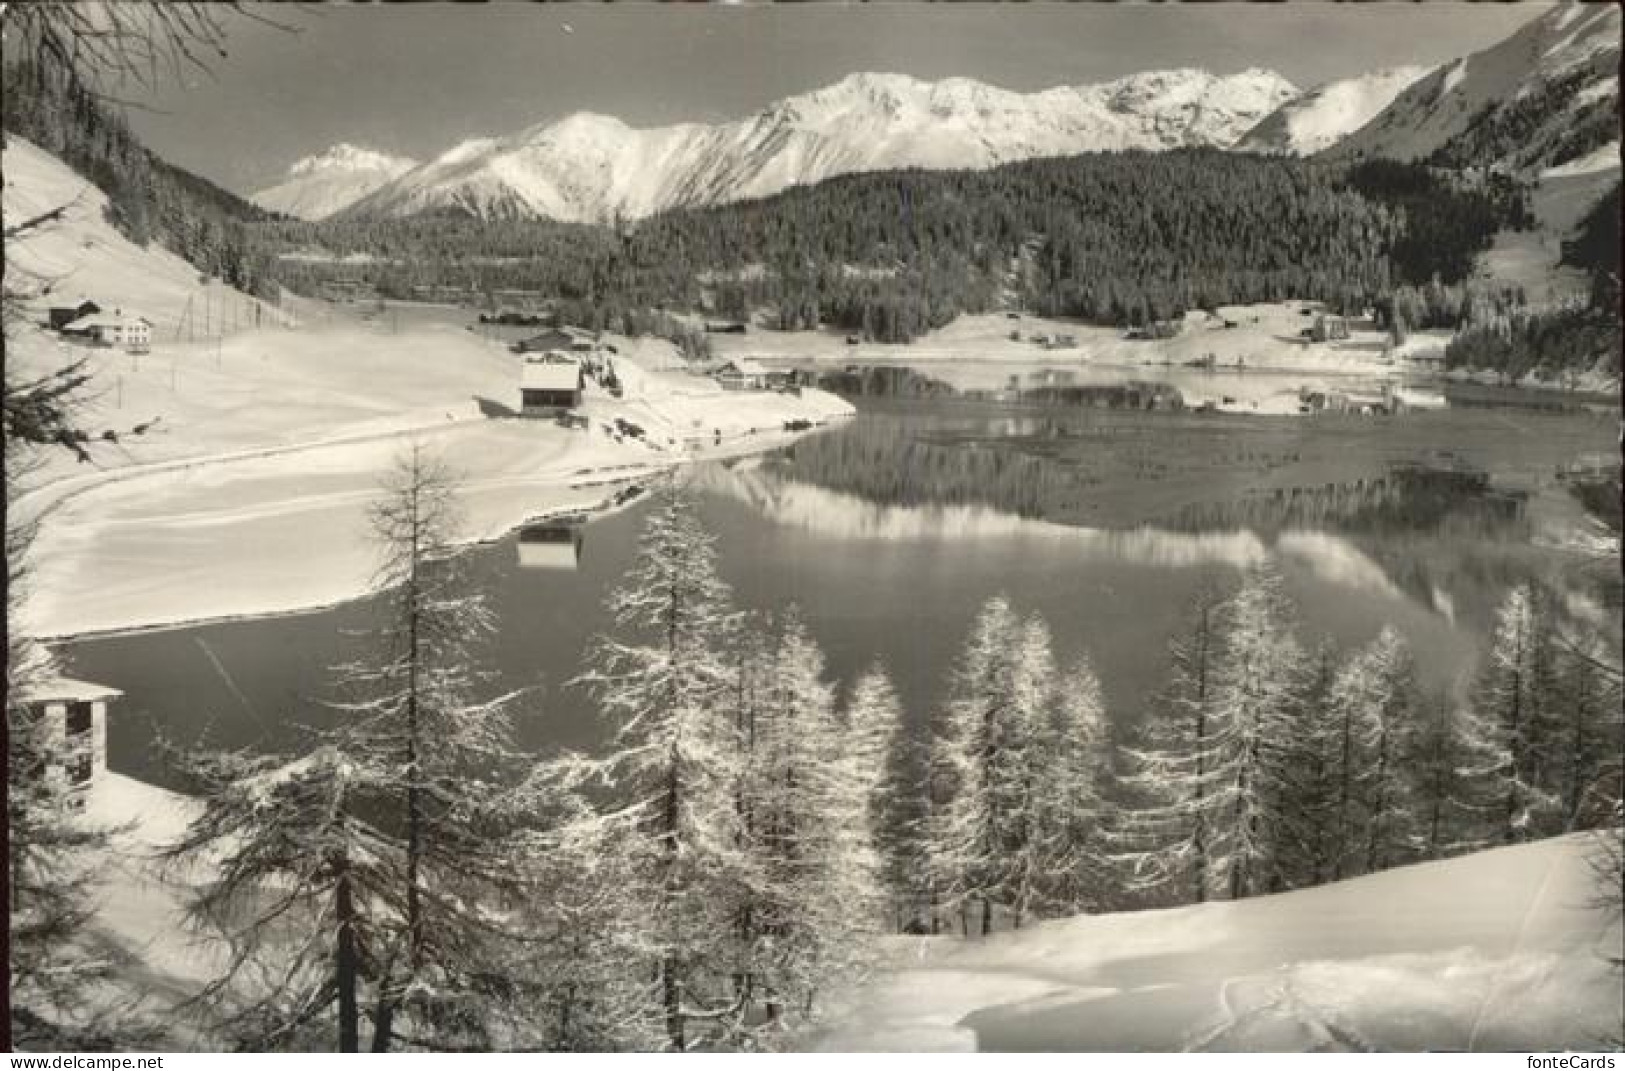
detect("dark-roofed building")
[47,298,100,330]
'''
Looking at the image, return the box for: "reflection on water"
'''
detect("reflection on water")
[1165,464,1527,538]
[517,520,585,571]
[697,461,1425,596]
[776,412,1532,540]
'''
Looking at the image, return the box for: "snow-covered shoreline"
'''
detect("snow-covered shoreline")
[21,400,852,641]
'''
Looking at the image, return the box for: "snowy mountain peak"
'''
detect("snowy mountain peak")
[342,66,1299,224]
[251,143,419,220]
[285,143,417,179]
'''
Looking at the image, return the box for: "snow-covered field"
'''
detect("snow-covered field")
[816,836,1623,1052]
[11,323,849,637]
[5,136,851,639]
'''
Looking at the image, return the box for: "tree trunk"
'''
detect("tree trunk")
[663,957,684,1051]
[1333,703,1354,880]
[1365,727,1391,873]
[372,962,396,1053]
[335,862,359,1053]
[1192,605,1210,904]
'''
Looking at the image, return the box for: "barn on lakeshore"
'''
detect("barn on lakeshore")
[520,355,584,417]
[14,677,121,790]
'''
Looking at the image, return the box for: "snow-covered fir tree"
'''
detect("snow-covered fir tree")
[1205,562,1306,899]
[1002,613,1056,923]
[741,607,865,1031]
[1283,642,1343,887]
[1030,649,1111,915]
[1407,688,1487,860]
[842,663,924,931]
[1328,626,1421,875]
[1111,583,1231,905]
[550,479,752,1050]
[1463,584,1562,845]
[330,443,530,1050]
[169,446,532,1051]
[502,793,662,1052]
[1548,633,1623,831]
[928,595,1029,935]
[165,745,400,1051]
[927,599,1111,930]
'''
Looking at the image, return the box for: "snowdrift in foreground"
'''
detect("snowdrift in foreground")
[817,835,1622,1052]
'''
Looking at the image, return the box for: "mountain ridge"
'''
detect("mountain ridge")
[1323,2,1620,171]
[331,67,1298,223]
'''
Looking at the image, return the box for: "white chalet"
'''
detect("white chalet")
[61,310,152,353]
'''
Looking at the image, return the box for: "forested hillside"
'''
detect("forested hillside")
[1441,181,1620,382]
[1,60,280,297]
[1426,66,1619,176]
[262,151,1524,342]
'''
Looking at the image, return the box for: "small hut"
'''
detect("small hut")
[13,677,121,789]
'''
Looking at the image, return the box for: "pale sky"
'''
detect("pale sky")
[119,1,1555,197]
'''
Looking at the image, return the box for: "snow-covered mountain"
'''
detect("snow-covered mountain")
[1234,67,1432,156]
[340,68,1298,223]
[1325,2,1620,171]
[251,144,419,220]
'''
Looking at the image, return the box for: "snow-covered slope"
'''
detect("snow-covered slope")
[1235,67,1431,156]
[1326,2,1621,171]
[3,135,286,334]
[1544,138,1622,179]
[250,143,418,220]
[820,835,1622,1051]
[343,69,1298,223]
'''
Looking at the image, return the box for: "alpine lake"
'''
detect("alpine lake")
[59,379,1621,791]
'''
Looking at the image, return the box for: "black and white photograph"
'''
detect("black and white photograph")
[2,0,1621,1054]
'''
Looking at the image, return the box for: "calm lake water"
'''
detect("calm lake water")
[60,401,1610,790]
